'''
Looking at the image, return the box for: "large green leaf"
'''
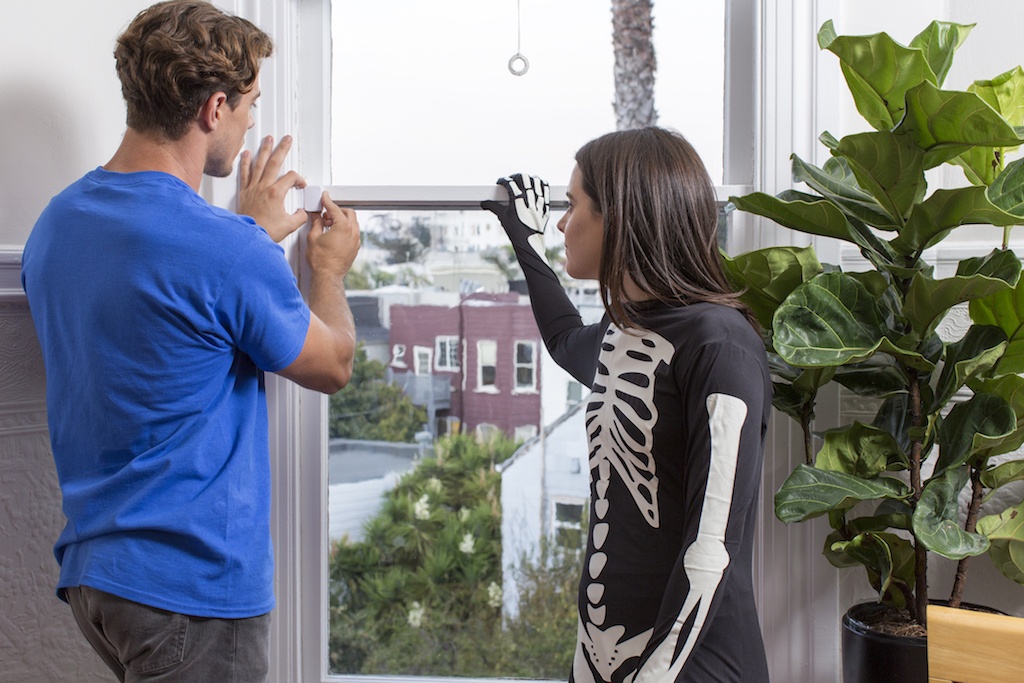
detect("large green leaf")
[894,187,1024,255]
[970,269,1024,376]
[792,154,899,229]
[903,250,1020,334]
[815,422,902,478]
[981,460,1024,491]
[829,532,916,606]
[914,467,990,560]
[931,325,1008,411]
[766,352,835,426]
[955,67,1024,185]
[977,500,1024,585]
[835,131,926,223]
[970,66,1024,128]
[934,393,1016,474]
[968,373,1024,464]
[969,373,1024,420]
[833,355,908,399]
[988,155,1024,218]
[728,191,855,243]
[774,272,882,366]
[896,81,1024,169]
[908,21,974,87]
[772,382,814,424]
[818,20,938,131]
[871,395,918,466]
[775,463,910,524]
[874,497,916,530]
[722,245,823,330]
[774,272,933,371]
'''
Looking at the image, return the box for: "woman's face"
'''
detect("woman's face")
[557,164,603,281]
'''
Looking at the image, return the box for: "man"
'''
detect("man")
[20,1,359,680]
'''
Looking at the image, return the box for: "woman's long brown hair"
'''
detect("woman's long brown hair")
[574,126,758,331]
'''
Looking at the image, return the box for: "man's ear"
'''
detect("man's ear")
[197,91,228,132]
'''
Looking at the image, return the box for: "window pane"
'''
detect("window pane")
[331,1,726,186]
[478,340,497,365]
[516,342,533,364]
[555,502,584,524]
[435,336,459,370]
[329,208,588,680]
[327,203,734,679]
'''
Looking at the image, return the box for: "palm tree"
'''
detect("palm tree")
[611,0,657,130]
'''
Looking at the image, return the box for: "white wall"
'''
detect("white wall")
[0,3,163,680]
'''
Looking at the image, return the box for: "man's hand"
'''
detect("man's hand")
[276,191,361,395]
[481,174,550,259]
[238,135,308,243]
[307,191,361,279]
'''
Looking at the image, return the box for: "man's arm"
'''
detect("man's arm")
[276,194,361,393]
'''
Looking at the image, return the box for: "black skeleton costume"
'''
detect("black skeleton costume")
[484,175,771,682]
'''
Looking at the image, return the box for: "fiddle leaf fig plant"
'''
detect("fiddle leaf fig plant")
[723,20,1024,629]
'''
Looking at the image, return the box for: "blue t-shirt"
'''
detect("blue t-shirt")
[21,168,311,618]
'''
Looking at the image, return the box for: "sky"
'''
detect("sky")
[330,0,726,188]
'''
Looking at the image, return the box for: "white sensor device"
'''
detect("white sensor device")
[303,185,323,212]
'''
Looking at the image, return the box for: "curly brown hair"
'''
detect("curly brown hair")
[114,0,273,141]
[575,127,758,332]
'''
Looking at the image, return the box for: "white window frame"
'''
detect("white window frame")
[235,1,836,681]
[412,345,432,376]
[434,335,460,371]
[513,340,537,393]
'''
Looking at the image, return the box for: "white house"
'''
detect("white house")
[498,401,590,619]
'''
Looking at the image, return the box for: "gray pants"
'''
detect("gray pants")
[65,586,270,683]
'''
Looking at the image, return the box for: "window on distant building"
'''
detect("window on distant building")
[434,335,460,371]
[514,424,538,442]
[513,340,537,392]
[553,500,587,549]
[413,345,432,375]
[390,343,407,369]
[477,339,497,391]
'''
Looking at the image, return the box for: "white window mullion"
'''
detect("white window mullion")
[227,1,332,682]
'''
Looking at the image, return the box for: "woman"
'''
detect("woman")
[483,127,771,682]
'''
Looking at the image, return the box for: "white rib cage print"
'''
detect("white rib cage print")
[574,326,674,683]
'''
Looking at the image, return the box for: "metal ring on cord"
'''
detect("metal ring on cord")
[508,52,529,76]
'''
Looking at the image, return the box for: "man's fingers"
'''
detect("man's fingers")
[238,150,252,188]
[286,208,307,231]
[322,197,356,225]
[273,169,306,195]
[249,135,274,183]
[260,135,293,184]
[307,210,325,240]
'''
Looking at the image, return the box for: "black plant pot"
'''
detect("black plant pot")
[841,602,927,683]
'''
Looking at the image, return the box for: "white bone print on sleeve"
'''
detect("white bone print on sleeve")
[634,393,748,683]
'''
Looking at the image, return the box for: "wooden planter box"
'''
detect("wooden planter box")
[927,605,1024,683]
